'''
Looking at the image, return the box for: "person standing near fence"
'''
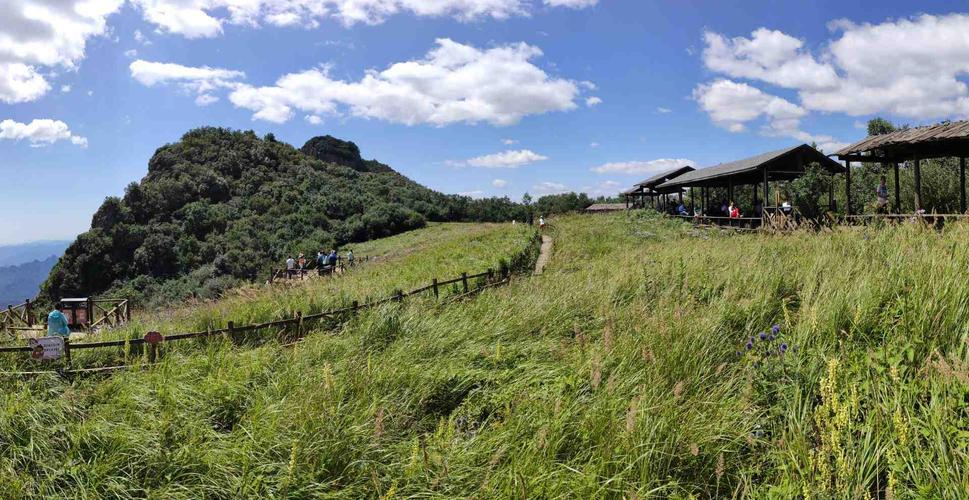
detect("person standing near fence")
[346,249,355,267]
[876,176,889,214]
[46,303,70,337]
[286,256,296,278]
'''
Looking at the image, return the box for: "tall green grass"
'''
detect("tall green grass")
[0,213,966,498]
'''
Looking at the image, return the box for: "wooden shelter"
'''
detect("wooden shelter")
[657,144,846,225]
[834,120,969,214]
[622,165,695,210]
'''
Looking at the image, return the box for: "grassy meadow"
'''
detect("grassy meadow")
[0,212,967,497]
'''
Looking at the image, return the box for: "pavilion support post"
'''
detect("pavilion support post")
[690,187,695,214]
[894,162,901,213]
[960,157,966,213]
[828,181,834,211]
[845,161,852,216]
[762,168,769,217]
[913,156,922,211]
[679,191,683,204]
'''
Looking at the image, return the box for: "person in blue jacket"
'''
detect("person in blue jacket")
[47,303,71,337]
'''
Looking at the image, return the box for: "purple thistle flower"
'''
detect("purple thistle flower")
[768,334,776,341]
[780,343,788,352]
[771,324,781,334]
[759,332,767,341]
[745,342,753,350]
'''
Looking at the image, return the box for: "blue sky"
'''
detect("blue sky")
[3,0,969,244]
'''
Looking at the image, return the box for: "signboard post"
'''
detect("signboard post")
[28,337,65,361]
[144,331,163,362]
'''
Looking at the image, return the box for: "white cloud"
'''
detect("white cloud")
[581,180,621,196]
[130,59,245,105]
[228,39,583,126]
[501,138,518,145]
[87,90,93,96]
[61,85,72,93]
[305,114,323,124]
[0,0,123,103]
[585,96,602,107]
[533,181,569,195]
[124,49,138,58]
[455,149,549,168]
[492,178,508,188]
[591,158,693,175]
[702,14,969,121]
[693,79,806,134]
[0,119,87,148]
[656,107,671,113]
[702,28,839,91]
[131,0,597,38]
[589,142,599,148]
[545,0,598,7]
[458,190,486,198]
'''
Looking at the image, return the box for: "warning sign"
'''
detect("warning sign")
[28,337,65,361]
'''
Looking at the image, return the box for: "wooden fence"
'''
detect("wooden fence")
[0,267,509,375]
[0,300,37,336]
[1,298,130,338]
[268,255,374,283]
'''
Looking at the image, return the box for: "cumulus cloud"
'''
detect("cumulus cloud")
[228,38,583,126]
[532,181,569,195]
[0,119,87,148]
[585,96,602,107]
[492,178,508,188]
[501,138,518,145]
[0,0,123,103]
[702,14,969,121]
[693,79,806,134]
[453,149,549,168]
[131,0,597,38]
[591,158,693,175]
[656,107,671,113]
[130,59,245,104]
[692,79,845,151]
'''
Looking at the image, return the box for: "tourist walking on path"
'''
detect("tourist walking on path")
[346,249,355,267]
[47,303,71,337]
[539,216,546,231]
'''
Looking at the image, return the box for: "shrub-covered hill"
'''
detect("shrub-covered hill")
[41,128,527,306]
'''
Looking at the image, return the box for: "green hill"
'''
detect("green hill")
[0,255,59,307]
[40,128,527,307]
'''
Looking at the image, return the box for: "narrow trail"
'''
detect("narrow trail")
[533,235,553,275]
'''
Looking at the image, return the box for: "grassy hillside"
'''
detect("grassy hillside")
[1,214,966,497]
[41,128,530,309]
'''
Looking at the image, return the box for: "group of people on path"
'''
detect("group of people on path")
[284,248,355,278]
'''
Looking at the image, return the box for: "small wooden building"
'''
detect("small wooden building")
[622,165,695,209]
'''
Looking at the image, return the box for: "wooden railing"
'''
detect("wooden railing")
[0,268,509,374]
[89,299,131,330]
[0,299,37,337]
[268,256,373,283]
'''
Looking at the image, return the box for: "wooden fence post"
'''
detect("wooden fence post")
[147,339,157,363]
[432,278,439,298]
[24,299,33,326]
[63,338,72,367]
[461,272,469,294]
[395,290,404,302]
[296,311,303,338]
[352,300,359,314]
[228,320,236,344]
[487,268,493,284]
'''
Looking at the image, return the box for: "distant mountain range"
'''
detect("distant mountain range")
[0,241,68,306]
[0,241,69,267]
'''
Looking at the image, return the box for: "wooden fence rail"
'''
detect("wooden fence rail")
[0,268,503,367]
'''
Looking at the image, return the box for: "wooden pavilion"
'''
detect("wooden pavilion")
[656,144,846,226]
[834,120,969,215]
[622,165,695,210]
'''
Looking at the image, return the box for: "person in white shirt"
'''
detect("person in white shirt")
[285,257,296,278]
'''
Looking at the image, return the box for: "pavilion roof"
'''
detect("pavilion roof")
[657,144,844,189]
[835,120,969,160]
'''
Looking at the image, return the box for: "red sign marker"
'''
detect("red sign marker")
[144,331,164,345]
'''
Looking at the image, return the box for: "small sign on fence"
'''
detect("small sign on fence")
[29,337,65,361]
[144,331,164,345]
